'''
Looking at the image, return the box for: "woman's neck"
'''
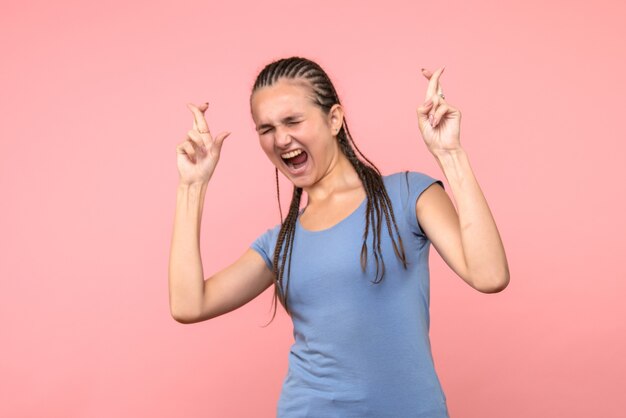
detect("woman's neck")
[303,152,363,206]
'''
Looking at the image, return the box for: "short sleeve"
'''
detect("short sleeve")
[250,224,281,270]
[403,171,445,238]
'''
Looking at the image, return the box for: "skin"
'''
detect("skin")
[169,66,509,323]
[415,66,510,293]
[250,79,367,230]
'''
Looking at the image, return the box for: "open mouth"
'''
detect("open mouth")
[281,149,308,171]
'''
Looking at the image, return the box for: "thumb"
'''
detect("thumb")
[215,131,232,150]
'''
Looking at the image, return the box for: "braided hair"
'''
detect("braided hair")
[251,57,408,325]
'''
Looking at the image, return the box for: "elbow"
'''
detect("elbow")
[171,313,196,324]
[472,270,510,294]
[170,306,201,324]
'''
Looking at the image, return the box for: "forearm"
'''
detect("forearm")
[434,148,510,292]
[168,181,209,321]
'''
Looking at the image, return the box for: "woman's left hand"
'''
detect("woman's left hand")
[416,66,462,156]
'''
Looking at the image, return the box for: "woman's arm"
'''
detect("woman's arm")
[415,66,509,293]
[168,181,274,323]
[168,181,208,322]
[417,149,510,293]
[169,103,273,323]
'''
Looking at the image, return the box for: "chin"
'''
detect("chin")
[276,163,314,189]
[285,175,311,190]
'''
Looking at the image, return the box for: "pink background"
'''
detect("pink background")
[1,0,624,417]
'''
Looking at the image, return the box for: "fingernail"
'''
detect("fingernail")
[429,114,434,126]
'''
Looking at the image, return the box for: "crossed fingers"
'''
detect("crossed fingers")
[422,66,446,102]
[186,102,213,152]
[421,66,451,128]
[187,102,211,135]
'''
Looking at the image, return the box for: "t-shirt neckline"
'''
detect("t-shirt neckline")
[297,197,367,234]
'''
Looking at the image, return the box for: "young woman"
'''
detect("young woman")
[169,57,509,417]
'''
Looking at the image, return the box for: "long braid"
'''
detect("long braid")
[336,133,407,282]
[252,56,408,323]
[275,167,283,223]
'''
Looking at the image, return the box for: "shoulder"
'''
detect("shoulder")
[382,170,445,195]
[250,222,283,270]
[253,222,282,243]
[382,171,445,237]
[382,170,439,182]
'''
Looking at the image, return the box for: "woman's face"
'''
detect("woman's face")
[250,78,343,189]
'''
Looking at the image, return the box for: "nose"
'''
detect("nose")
[274,126,292,149]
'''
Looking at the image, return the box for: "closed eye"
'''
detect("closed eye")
[259,120,301,134]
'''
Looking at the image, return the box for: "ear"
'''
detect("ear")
[328,103,344,134]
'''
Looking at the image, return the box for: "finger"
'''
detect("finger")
[425,66,445,101]
[187,102,214,148]
[421,68,446,102]
[214,131,232,152]
[187,102,210,134]
[432,104,450,128]
[417,98,434,117]
[177,140,198,163]
[187,130,208,152]
[422,66,445,102]
[425,95,442,127]
[416,99,434,131]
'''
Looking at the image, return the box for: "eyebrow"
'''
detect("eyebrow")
[256,113,304,132]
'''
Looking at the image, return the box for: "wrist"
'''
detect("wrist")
[432,147,474,187]
[178,180,210,189]
[176,181,209,215]
[433,146,467,162]
[177,181,209,204]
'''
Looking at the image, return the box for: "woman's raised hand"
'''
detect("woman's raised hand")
[416,66,462,157]
[176,102,231,185]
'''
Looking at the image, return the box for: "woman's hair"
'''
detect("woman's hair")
[251,56,407,325]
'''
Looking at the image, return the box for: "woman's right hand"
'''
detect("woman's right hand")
[176,102,231,185]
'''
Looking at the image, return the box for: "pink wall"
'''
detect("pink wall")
[1,0,624,417]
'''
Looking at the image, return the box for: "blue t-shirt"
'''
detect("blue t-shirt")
[251,171,450,418]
